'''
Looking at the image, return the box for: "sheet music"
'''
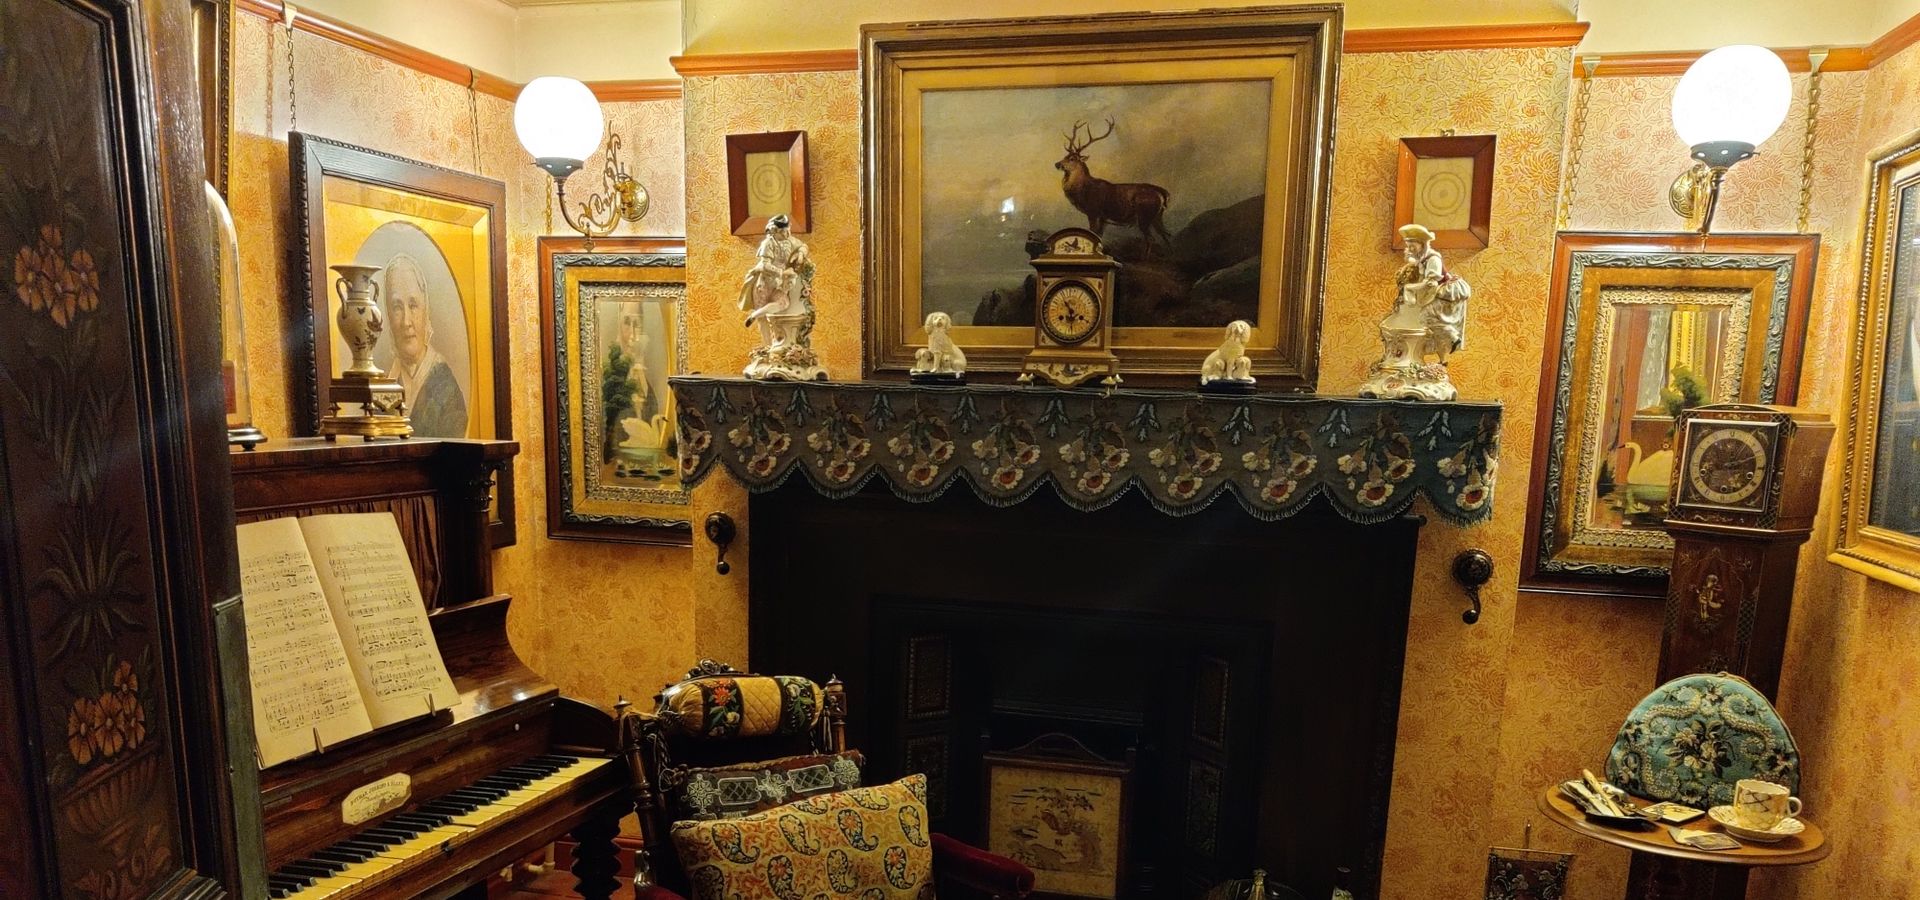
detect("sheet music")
[299,513,460,726]
[235,517,372,768]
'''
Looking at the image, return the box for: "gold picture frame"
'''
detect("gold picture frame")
[539,237,692,545]
[1522,233,1818,595]
[291,133,515,546]
[1833,129,1920,592]
[860,7,1340,387]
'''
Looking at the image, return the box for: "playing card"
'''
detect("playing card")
[1668,826,1741,851]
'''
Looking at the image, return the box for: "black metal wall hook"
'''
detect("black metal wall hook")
[1452,548,1494,625]
[705,512,736,575]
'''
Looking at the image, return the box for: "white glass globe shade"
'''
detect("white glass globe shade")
[1670,45,1792,149]
[514,76,605,163]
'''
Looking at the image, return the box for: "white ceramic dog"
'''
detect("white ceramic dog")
[912,311,967,377]
[1200,320,1254,384]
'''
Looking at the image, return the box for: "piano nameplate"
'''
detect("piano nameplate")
[342,773,412,825]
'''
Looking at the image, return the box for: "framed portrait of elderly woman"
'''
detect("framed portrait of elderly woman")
[290,133,515,546]
[1522,232,1817,596]
[861,7,1339,386]
[538,237,692,545]
[1833,130,1920,592]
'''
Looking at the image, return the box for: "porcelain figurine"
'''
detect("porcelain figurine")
[910,311,967,383]
[1358,223,1472,401]
[739,214,827,381]
[1199,319,1256,393]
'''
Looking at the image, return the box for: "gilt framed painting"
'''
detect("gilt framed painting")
[1522,232,1817,596]
[1833,130,1920,592]
[290,133,515,546]
[861,7,1340,387]
[539,237,692,545]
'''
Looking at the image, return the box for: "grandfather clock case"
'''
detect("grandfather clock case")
[1631,403,1834,900]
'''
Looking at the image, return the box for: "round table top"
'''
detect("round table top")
[1537,786,1829,866]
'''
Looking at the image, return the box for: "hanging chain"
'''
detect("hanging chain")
[545,189,554,235]
[467,71,481,174]
[265,15,277,135]
[1556,55,1599,231]
[1796,50,1828,234]
[284,4,299,134]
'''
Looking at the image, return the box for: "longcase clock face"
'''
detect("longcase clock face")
[1040,281,1101,345]
[1680,420,1774,511]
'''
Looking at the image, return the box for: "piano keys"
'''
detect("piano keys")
[228,439,635,900]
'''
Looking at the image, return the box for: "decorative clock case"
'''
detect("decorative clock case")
[1629,403,1832,900]
[1020,227,1121,387]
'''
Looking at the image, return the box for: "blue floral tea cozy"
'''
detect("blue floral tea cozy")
[1605,672,1799,808]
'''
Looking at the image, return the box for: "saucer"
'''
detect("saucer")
[1708,805,1805,842]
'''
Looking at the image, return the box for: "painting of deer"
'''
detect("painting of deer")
[1056,119,1172,245]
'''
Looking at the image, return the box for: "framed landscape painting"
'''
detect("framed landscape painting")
[290,133,515,546]
[1522,232,1817,595]
[1833,129,1920,591]
[861,7,1339,387]
[539,237,692,545]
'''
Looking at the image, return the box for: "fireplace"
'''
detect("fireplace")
[746,480,1423,900]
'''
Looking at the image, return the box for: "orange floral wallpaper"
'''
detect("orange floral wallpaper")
[228,12,700,707]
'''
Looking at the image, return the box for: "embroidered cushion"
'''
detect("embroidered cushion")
[1605,672,1800,809]
[671,774,935,900]
[667,750,866,821]
[660,674,823,739]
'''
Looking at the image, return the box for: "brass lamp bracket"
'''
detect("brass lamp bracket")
[540,133,651,249]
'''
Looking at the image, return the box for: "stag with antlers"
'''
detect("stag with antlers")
[1055,118,1172,246]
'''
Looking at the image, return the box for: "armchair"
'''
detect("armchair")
[617,660,1034,900]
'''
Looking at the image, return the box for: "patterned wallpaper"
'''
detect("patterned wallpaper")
[224,10,1920,897]
[227,12,698,704]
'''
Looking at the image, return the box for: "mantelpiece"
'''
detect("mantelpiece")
[671,377,1503,524]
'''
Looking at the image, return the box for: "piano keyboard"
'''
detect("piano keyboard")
[266,754,612,899]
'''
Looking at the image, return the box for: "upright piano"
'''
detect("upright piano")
[225,438,630,899]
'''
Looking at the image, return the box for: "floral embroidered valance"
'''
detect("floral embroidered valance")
[671,377,1502,525]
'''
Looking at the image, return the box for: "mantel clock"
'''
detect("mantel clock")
[1629,403,1833,900]
[1019,228,1121,388]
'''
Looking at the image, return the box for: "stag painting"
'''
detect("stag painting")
[918,80,1271,328]
[1056,119,1171,245]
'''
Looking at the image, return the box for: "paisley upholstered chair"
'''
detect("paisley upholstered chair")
[618,660,1034,900]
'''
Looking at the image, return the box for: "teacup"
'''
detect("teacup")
[1731,778,1802,830]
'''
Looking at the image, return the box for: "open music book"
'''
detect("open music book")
[236,512,460,768]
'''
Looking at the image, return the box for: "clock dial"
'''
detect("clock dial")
[1041,282,1100,345]
[1686,426,1770,507]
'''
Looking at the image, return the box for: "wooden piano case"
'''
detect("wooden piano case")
[225,439,631,899]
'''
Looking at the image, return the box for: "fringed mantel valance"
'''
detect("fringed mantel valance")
[671,377,1502,525]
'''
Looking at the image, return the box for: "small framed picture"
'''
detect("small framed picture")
[983,735,1130,899]
[1483,847,1572,900]
[1394,134,1495,250]
[726,130,810,236]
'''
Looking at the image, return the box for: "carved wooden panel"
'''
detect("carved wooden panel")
[905,634,951,720]
[0,0,236,895]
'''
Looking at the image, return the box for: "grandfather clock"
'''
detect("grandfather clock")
[1629,403,1833,900]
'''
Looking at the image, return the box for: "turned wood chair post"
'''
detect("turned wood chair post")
[616,696,664,889]
[823,675,848,753]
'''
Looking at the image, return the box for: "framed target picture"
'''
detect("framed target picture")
[727,130,810,236]
[1394,134,1495,250]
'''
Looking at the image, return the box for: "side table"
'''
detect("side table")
[1538,786,1827,872]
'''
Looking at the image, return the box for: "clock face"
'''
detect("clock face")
[1041,281,1101,345]
[1052,233,1096,255]
[1686,425,1770,507]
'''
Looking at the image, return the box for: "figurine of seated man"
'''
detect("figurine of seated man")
[1200,320,1255,389]
[911,311,967,383]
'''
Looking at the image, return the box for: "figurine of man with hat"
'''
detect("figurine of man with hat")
[1360,223,1472,400]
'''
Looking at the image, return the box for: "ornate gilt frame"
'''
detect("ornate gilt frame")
[1832,129,1920,592]
[860,6,1340,387]
[539,237,693,545]
[1522,233,1818,596]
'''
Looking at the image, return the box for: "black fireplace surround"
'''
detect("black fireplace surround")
[746,479,1423,900]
